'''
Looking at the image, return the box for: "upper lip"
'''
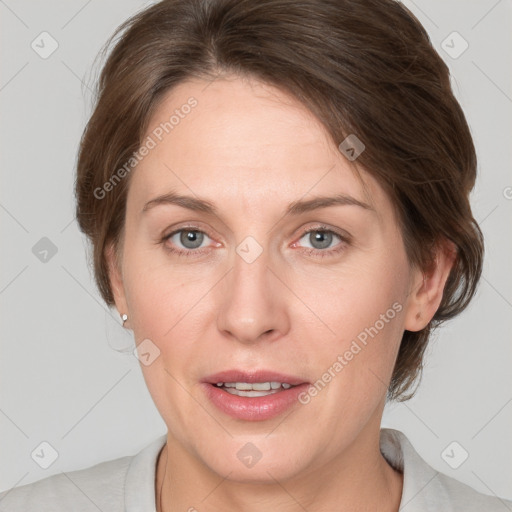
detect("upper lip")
[203,370,308,386]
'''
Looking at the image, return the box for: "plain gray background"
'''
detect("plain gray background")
[1,0,511,502]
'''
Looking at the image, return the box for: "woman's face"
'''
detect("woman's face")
[109,75,423,481]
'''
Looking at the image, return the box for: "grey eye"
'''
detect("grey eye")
[177,230,206,249]
[300,230,339,250]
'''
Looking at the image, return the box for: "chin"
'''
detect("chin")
[192,433,319,483]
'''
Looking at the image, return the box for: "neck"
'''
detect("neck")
[155,425,403,512]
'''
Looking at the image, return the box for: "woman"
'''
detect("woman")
[1,0,510,510]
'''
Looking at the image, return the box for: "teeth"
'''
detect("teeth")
[224,388,279,397]
[214,381,295,392]
[235,382,253,390]
[251,382,271,390]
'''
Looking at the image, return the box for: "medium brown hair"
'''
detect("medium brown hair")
[75,0,483,401]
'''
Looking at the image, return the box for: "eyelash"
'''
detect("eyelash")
[160,224,350,259]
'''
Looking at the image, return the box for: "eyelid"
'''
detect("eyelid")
[293,223,352,245]
[163,222,217,242]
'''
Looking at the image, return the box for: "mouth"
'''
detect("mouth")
[202,370,310,421]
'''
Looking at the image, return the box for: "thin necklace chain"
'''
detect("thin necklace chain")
[159,445,168,512]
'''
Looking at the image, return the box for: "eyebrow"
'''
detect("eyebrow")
[142,191,374,215]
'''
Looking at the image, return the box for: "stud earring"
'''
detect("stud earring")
[121,313,128,326]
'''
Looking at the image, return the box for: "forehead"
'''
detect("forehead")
[129,76,382,214]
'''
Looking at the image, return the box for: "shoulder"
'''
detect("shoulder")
[0,434,167,512]
[433,470,512,511]
[0,453,133,512]
[380,428,512,511]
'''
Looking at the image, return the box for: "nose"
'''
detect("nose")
[215,245,290,345]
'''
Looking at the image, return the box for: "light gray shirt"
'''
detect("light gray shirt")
[1,428,510,511]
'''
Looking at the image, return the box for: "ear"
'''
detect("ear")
[404,239,457,332]
[105,242,129,327]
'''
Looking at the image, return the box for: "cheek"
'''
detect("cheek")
[293,248,408,395]
[122,256,215,428]
[123,247,210,339]
[122,254,223,406]
[294,247,407,336]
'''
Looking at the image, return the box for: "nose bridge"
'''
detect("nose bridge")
[216,236,289,343]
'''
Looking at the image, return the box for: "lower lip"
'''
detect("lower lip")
[202,383,310,421]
